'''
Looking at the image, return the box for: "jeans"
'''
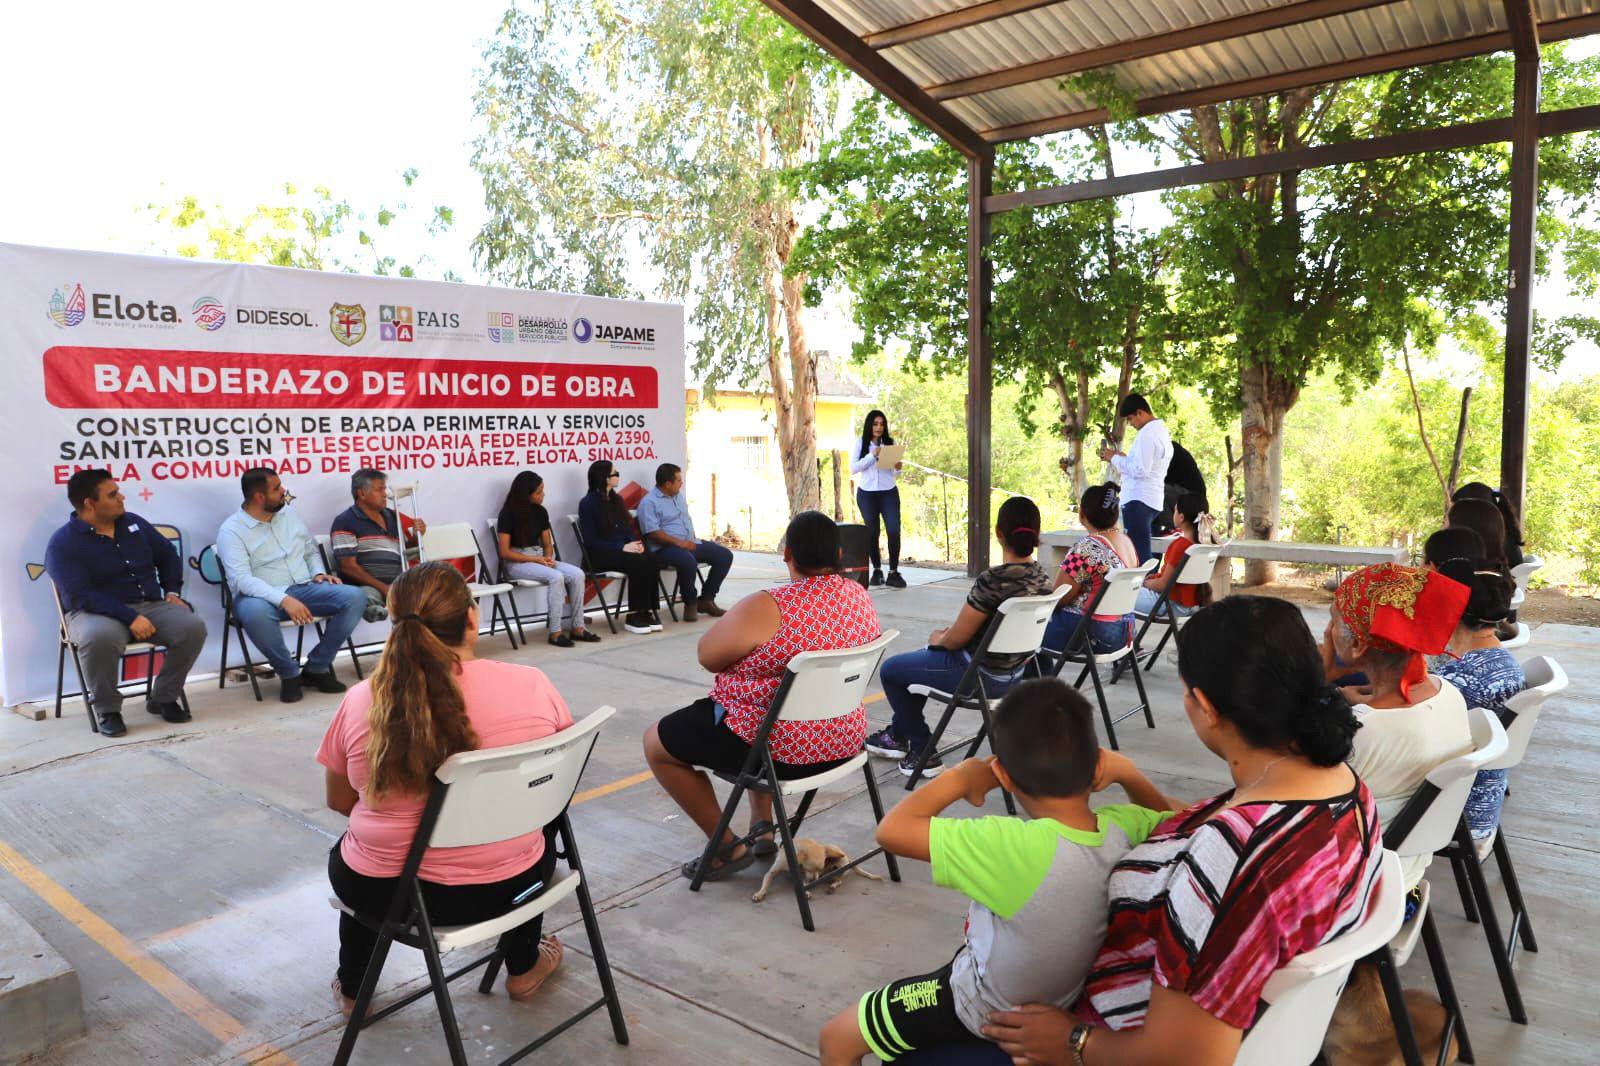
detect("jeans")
[1133,586,1195,620]
[504,559,588,633]
[856,486,901,571]
[328,834,558,997]
[879,646,1026,747]
[232,581,367,678]
[1043,609,1131,656]
[66,601,207,713]
[652,540,733,603]
[1122,499,1159,564]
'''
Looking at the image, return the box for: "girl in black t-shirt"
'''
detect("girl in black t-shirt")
[496,471,599,647]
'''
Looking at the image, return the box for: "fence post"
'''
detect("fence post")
[831,449,844,521]
[710,473,718,536]
[941,474,951,561]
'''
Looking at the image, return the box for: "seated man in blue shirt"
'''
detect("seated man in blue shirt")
[329,467,424,623]
[45,469,208,738]
[636,462,733,622]
[217,467,367,703]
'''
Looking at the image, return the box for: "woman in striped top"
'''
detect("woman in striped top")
[900,597,1382,1066]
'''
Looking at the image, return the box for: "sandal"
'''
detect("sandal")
[506,936,564,1002]
[680,840,757,882]
[746,820,778,857]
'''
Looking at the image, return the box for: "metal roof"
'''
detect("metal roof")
[786,0,1600,145]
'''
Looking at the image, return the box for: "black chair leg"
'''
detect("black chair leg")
[1373,947,1425,1066]
[67,646,98,732]
[560,815,630,1045]
[507,587,528,645]
[1455,822,1527,1024]
[1450,852,1479,924]
[234,622,264,702]
[1145,624,1174,671]
[768,780,816,932]
[1493,831,1538,956]
[595,577,620,633]
[689,781,745,893]
[1084,660,1119,751]
[55,641,67,719]
[216,615,231,690]
[1128,653,1155,729]
[333,927,398,1066]
[906,694,960,791]
[862,765,902,883]
[787,790,816,837]
[410,892,469,1066]
[477,946,505,994]
[1420,908,1473,1064]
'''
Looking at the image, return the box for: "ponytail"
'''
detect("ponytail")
[996,495,1041,556]
[365,562,479,801]
[1176,596,1360,767]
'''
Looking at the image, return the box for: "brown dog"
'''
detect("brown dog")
[1323,963,1458,1066]
[750,838,884,903]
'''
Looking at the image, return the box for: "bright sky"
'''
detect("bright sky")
[2,3,1594,376]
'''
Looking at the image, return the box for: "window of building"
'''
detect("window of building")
[732,435,769,471]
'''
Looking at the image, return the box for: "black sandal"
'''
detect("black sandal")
[746,821,778,857]
[681,841,757,882]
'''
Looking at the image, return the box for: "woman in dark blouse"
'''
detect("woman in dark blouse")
[576,460,662,635]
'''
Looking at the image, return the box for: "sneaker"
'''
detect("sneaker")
[870,568,885,586]
[300,669,347,694]
[279,675,304,703]
[147,700,190,723]
[864,728,908,760]
[899,744,944,779]
[649,611,664,632]
[96,710,128,737]
[624,612,654,635]
[885,571,907,589]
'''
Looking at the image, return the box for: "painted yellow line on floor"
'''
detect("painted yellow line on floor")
[0,839,295,1066]
[570,691,887,806]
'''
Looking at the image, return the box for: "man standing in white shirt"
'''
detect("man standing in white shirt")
[1099,393,1172,564]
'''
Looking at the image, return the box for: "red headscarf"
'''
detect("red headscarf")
[1334,563,1469,700]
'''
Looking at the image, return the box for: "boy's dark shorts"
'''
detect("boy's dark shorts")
[858,959,971,1062]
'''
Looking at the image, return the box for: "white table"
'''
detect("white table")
[1040,531,1406,574]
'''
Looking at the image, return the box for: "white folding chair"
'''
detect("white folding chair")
[1129,544,1222,671]
[1499,621,1531,649]
[1440,656,1565,1030]
[903,589,1071,800]
[566,514,627,633]
[485,517,550,644]
[1507,555,1541,611]
[417,523,520,649]
[40,572,191,732]
[688,631,902,931]
[1235,850,1406,1066]
[1370,703,1509,1063]
[330,706,627,1065]
[1041,561,1157,751]
[188,544,362,702]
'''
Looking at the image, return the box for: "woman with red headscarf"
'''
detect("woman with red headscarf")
[1323,563,1472,889]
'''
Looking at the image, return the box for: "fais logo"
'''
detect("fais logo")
[330,303,367,346]
[49,283,88,328]
[486,310,516,344]
[577,318,656,350]
[191,296,227,332]
[379,304,415,342]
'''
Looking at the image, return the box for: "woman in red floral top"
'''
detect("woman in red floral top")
[644,511,881,881]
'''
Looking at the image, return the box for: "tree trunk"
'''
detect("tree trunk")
[777,263,820,515]
[1239,360,1296,585]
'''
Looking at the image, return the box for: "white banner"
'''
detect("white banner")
[0,243,685,706]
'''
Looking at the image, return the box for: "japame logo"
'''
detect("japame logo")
[573,317,655,350]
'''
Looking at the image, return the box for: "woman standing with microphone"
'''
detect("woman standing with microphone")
[851,409,905,588]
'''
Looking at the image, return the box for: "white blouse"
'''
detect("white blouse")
[852,441,900,492]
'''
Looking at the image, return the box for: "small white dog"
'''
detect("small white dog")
[751,838,884,903]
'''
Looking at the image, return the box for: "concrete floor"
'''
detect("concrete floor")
[1,553,1595,1064]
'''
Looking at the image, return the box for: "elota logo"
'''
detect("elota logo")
[93,292,181,323]
[48,284,87,328]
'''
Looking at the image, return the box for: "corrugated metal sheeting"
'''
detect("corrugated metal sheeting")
[808,0,1600,139]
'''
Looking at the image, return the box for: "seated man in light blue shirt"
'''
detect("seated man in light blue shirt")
[216,467,368,703]
[636,462,733,622]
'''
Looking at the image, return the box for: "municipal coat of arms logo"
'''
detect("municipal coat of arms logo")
[329,303,367,346]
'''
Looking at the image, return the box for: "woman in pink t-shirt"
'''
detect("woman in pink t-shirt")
[317,562,574,1014]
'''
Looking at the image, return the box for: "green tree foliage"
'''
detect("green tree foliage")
[473,0,840,513]
[147,171,456,277]
[791,98,1167,495]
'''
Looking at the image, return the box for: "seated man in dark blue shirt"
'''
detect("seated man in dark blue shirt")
[44,469,207,738]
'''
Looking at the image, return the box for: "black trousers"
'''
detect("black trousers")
[328,833,559,997]
[587,544,662,612]
[856,486,901,571]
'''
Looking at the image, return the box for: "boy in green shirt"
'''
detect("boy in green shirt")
[819,679,1167,1064]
